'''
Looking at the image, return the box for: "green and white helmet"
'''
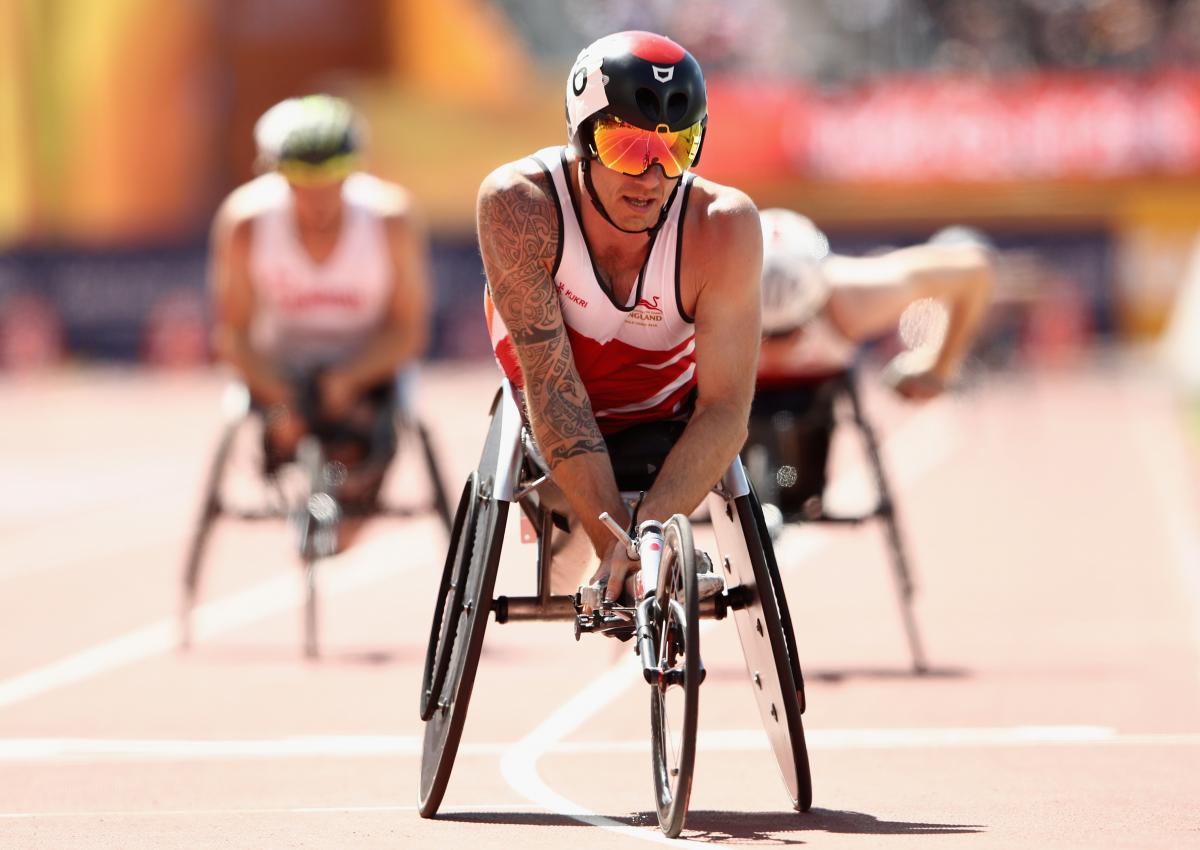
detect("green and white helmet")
[254,94,361,180]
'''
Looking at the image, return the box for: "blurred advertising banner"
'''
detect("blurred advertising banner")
[0,248,207,366]
[702,72,1200,184]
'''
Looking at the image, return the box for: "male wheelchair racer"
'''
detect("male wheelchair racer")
[743,366,928,673]
[417,381,812,838]
[179,370,452,658]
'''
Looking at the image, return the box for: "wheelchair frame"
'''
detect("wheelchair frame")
[745,368,929,673]
[178,381,454,658]
[418,381,812,834]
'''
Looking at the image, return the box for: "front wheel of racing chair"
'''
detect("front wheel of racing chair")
[745,368,928,674]
[293,436,342,659]
[649,515,702,836]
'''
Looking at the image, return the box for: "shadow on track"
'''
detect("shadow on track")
[806,665,970,684]
[700,663,969,686]
[439,808,984,843]
[681,809,985,843]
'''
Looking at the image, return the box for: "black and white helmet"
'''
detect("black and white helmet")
[565,31,708,166]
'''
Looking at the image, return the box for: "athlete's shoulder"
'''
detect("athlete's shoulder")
[477,151,564,273]
[478,149,562,208]
[211,174,287,249]
[344,172,414,220]
[215,173,288,227]
[684,175,761,248]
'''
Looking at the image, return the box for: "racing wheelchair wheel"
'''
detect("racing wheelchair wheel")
[745,480,806,717]
[735,488,812,811]
[419,474,478,721]
[418,474,508,818]
[649,514,701,838]
[708,481,812,812]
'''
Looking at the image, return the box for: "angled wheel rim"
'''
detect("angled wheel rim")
[419,474,478,721]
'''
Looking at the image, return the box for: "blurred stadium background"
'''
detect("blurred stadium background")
[3,0,1200,376]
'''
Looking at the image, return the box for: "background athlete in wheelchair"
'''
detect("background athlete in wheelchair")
[418,32,810,837]
[746,209,993,671]
[180,95,450,657]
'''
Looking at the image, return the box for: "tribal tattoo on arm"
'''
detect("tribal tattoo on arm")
[478,171,606,465]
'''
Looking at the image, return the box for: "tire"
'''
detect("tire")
[416,420,454,533]
[419,475,478,721]
[649,515,700,838]
[179,417,241,648]
[745,481,806,713]
[417,480,508,818]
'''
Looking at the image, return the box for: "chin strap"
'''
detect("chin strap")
[581,158,680,236]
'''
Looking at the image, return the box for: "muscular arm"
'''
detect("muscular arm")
[209,205,293,407]
[325,203,432,393]
[477,166,627,556]
[823,242,993,382]
[638,189,763,523]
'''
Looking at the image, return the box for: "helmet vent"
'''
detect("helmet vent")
[635,88,662,123]
[666,92,689,124]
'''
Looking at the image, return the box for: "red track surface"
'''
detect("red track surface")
[2,361,1198,848]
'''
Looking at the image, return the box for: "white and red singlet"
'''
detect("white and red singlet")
[485,147,698,434]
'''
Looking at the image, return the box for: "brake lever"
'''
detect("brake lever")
[599,511,638,560]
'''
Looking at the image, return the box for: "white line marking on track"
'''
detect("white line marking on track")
[499,402,962,844]
[3,726,1198,764]
[0,803,536,820]
[0,532,434,711]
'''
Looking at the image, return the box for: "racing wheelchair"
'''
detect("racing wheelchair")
[743,367,928,673]
[179,374,453,658]
[417,382,811,837]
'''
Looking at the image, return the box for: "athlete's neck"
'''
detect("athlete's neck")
[293,204,345,265]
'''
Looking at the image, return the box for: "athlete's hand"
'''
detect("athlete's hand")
[318,370,359,419]
[585,540,641,612]
[882,352,947,401]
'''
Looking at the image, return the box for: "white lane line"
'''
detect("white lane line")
[499,401,962,844]
[0,802,536,820]
[0,531,435,711]
[0,735,429,761]
[4,726,1199,763]
[500,661,697,847]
